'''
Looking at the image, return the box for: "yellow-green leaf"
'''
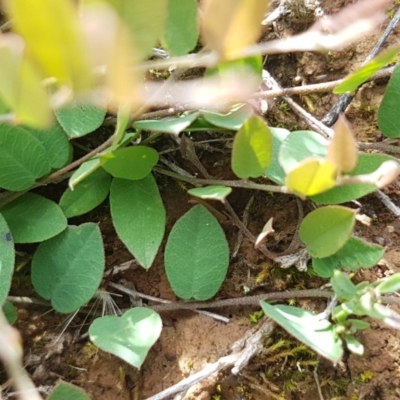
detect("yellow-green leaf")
[286,158,337,197]
[231,115,272,179]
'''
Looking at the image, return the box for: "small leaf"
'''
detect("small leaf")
[48,382,90,400]
[188,185,232,201]
[69,159,101,190]
[348,319,370,330]
[0,214,14,305]
[376,273,400,294]
[56,103,106,138]
[1,193,67,243]
[202,103,254,130]
[299,206,356,258]
[378,62,400,138]
[133,112,200,135]
[331,270,357,300]
[334,47,400,94]
[60,169,112,218]
[0,124,51,191]
[89,307,162,369]
[231,115,272,179]
[265,127,290,185]
[312,237,384,278]
[344,335,364,355]
[32,223,105,313]
[285,158,337,197]
[101,146,159,180]
[161,0,198,56]
[327,116,358,173]
[165,205,229,300]
[2,301,17,325]
[110,176,165,269]
[261,302,343,362]
[201,0,270,58]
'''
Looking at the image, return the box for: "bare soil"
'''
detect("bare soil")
[3,1,400,399]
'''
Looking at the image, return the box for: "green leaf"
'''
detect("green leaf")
[265,127,290,185]
[278,130,328,173]
[299,206,356,258]
[334,48,400,94]
[164,205,229,300]
[312,237,384,278]
[55,103,106,138]
[133,112,200,135]
[89,307,162,369]
[348,319,370,330]
[0,124,51,191]
[378,62,400,138]
[188,185,232,201]
[231,115,272,178]
[48,382,90,400]
[261,302,343,362]
[26,123,72,169]
[2,301,17,325]
[32,223,105,313]
[331,270,357,300]
[8,0,93,91]
[60,169,112,218]
[0,214,14,305]
[202,104,254,130]
[161,0,198,56]
[1,193,67,243]
[101,146,159,180]
[376,273,400,294]
[344,335,364,355]
[110,176,165,269]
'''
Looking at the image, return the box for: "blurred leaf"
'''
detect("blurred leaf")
[48,382,90,400]
[107,0,167,58]
[60,169,112,218]
[161,0,198,56]
[2,301,17,325]
[378,61,400,138]
[0,34,52,127]
[165,205,229,300]
[1,193,67,243]
[202,103,254,130]
[344,335,364,355]
[188,185,232,201]
[334,47,400,94]
[299,206,356,258]
[312,237,384,278]
[201,0,270,58]
[56,103,106,138]
[265,127,290,185]
[331,270,357,300]
[327,116,358,173]
[0,124,51,190]
[101,146,159,180]
[32,223,105,313]
[348,319,370,330]
[261,302,343,362]
[285,158,336,197]
[89,308,162,369]
[7,0,92,91]
[231,115,272,178]
[110,175,166,269]
[0,214,14,305]
[376,273,400,294]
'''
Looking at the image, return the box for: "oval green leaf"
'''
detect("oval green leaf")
[0,124,51,191]
[89,307,162,369]
[0,214,14,305]
[32,223,105,313]
[265,127,290,185]
[1,193,67,243]
[101,146,159,180]
[188,185,232,201]
[330,270,357,301]
[299,206,356,258]
[60,168,112,218]
[56,103,106,138]
[3,301,17,325]
[48,382,90,400]
[110,175,166,269]
[231,115,272,179]
[164,205,229,300]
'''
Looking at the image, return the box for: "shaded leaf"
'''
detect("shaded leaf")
[331,270,357,300]
[48,382,90,400]
[202,103,254,130]
[0,214,14,305]
[2,301,17,325]
[265,127,290,185]
[165,205,229,300]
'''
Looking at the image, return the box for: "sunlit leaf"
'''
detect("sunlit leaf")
[327,115,358,173]
[376,273,400,294]
[231,115,272,179]
[201,0,270,58]
[285,158,336,197]
[188,185,232,201]
[299,206,356,258]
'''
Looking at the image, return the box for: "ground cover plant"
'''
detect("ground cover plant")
[1,0,400,398]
